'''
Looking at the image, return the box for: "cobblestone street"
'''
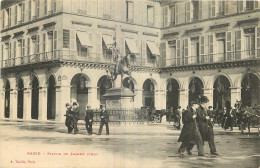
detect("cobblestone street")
[0,120,259,168]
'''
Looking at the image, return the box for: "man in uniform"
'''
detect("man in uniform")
[85,105,94,135]
[177,100,204,157]
[65,103,73,133]
[97,105,109,135]
[71,102,80,134]
[197,96,219,155]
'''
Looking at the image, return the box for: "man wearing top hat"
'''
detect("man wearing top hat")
[196,96,219,155]
[85,105,94,135]
[177,100,204,157]
[71,102,80,134]
[97,105,109,135]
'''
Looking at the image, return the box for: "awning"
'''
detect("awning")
[125,38,139,54]
[147,41,160,55]
[102,35,113,49]
[76,31,92,47]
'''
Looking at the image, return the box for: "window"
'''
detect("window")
[169,5,175,26]
[15,6,18,25]
[21,3,25,23]
[237,0,244,13]
[185,2,191,22]
[163,6,168,27]
[183,38,189,64]
[246,1,254,11]
[76,31,92,57]
[210,0,216,17]
[7,8,11,27]
[43,33,46,52]
[146,41,159,64]
[208,34,214,62]
[217,0,225,16]
[52,0,57,13]
[36,0,40,18]
[28,0,32,21]
[44,0,48,16]
[126,1,134,23]
[244,28,255,58]
[27,38,31,55]
[198,1,202,20]
[176,39,181,65]
[226,31,232,60]
[256,27,260,57]
[22,39,25,57]
[235,30,242,59]
[192,1,199,21]
[103,0,111,19]
[102,35,113,60]
[37,35,40,54]
[175,4,179,25]
[200,36,205,62]
[2,10,5,29]
[147,6,154,26]
[13,41,17,58]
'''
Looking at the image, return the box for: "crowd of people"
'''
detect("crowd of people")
[65,103,109,135]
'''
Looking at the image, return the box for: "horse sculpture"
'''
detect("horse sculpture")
[109,54,131,87]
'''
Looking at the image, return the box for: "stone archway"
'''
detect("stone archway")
[4,80,10,118]
[17,78,24,119]
[71,73,91,119]
[189,77,204,105]
[142,79,155,107]
[47,75,56,120]
[97,75,112,105]
[241,73,260,107]
[213,75,231,110]
[31,76,39,120]
[166,78,179,109]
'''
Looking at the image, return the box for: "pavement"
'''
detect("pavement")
[0,119,259,168]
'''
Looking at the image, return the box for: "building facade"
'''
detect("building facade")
[0,0,259,122]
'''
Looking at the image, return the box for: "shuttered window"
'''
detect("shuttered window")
[176,39,181,65]
[235,30,242,59]
[175,4,179,25]
[184,38,189,65]
[226,31,232,60]
[28,0,32,21]
[256,27,260,58]
[163,6,168,27]
[208,35,214,62]
[15,6,18,25]
[200,36,204,62]
[185,2,191,22]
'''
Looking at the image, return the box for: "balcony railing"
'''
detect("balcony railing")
[1,50,159,68]
[162,49,260,67]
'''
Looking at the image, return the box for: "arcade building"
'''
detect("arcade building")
[1,0,259,122]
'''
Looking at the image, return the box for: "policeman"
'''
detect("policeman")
[85,105,94,135]
[197,96,219,155]
[97,105,109,135]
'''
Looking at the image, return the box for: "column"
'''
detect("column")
[38,87,47,121]
[88,87,99,109]
[56,85,71,122]
[23,88,32,120]
[0,90,5,119]
[203,88,214,107]
[230,87,242,108]
[179,89,189,110]
[160,90,167,110]
[9,89,18,119]
[134,89,143,108]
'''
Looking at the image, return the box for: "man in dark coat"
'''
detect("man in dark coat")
[177,101,204,157]
[65,103,73,133]
[197,96,219,155]
[85,105,94,135]
[71,102,80,134]
[97,105,109,135]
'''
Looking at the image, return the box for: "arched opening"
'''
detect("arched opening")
[17,78,24,119]
[47,75,56,120]
[142,79,155,107]
[31,76,39,119]
[122,77,135,93]
[4,80,10,118]
[241,73,260,107]
[97,75,112,105]
[166,78,179,109]
[213,76,231,110]
[71,73,90,119]
[189,77,204,105]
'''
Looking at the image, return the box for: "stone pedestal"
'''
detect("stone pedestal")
[103,87,135,110]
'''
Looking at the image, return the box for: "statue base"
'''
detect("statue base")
[103,87,135,110]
